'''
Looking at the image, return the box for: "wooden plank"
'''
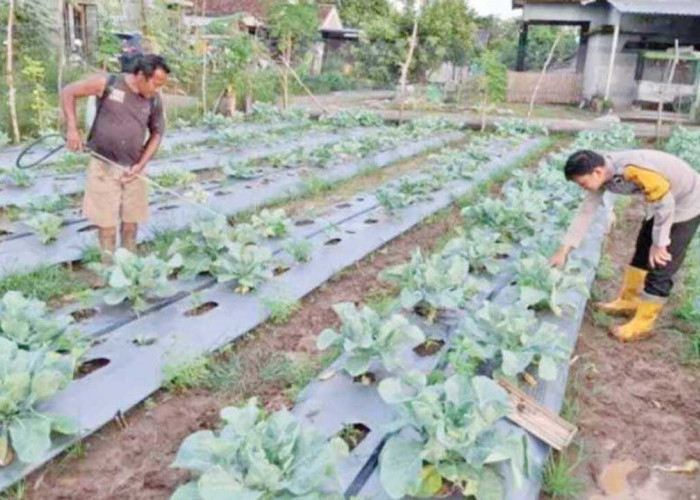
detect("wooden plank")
[498,379,577,451]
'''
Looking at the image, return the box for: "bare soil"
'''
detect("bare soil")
[557,204,700,499]
[25,204,466,500]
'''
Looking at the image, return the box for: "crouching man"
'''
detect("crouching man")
[550,149,700,341]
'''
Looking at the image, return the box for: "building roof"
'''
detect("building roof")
[514,0,700,16]
[191,0,269,18]
[609,0,700,16]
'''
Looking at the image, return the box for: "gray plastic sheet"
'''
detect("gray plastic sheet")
[0,138,543,494]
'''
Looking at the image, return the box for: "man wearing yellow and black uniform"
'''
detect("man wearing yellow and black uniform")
[550,149,700,342]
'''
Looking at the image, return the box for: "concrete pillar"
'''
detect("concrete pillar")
[576,23,589,73]
[516,22,529,72]
[604,11,621,101]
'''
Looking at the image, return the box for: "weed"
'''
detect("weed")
[591,310,614,330]
[163,356,214,392]
[63,442,86,461]
[262,296,301,325]
[259,353,316,400]
[364,286,398,316]
[542,450,585,499]
[140,229,183,258]
[300,175,334,196]
[0,480,26,500]
[595,253,615,281]
[0,265,90,303]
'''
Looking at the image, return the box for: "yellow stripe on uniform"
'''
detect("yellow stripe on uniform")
[623,165,671,203]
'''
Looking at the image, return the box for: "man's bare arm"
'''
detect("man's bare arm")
[60,74,108,151]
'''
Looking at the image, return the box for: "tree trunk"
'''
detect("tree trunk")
[139,0,150,51]
[57,0,66,95]
[6,0,20,143]
[398,16,419,123]
[527,31,563,119]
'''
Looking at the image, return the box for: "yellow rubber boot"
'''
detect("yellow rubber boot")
[596,266,647,317]
[611,297,665,342]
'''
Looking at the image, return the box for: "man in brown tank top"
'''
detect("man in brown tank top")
[60,54,170,263]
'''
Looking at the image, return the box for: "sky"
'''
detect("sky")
[467,0,521,18]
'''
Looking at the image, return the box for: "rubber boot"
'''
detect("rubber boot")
[611,296,665,342]
[596,266,647,317]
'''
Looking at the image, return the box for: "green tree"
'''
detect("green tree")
[339,0,392,29]
[267,0,319,108]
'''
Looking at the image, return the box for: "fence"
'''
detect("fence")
[507,71,583,104]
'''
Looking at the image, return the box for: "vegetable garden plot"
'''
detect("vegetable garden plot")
[0,129,466,276]
[0,136,544,494]
[0,126,378,209]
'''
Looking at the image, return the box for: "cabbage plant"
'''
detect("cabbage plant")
[25,212,64,244]
[451,302,570,381]
[168,215,235,280]
[381,249,485,322]
[211,242,273,294]
[171,399,345,500]
[0,337,77,465]
[0,291,84,354]
[316,302,425,377]
[251,208,290,239]
[92,248,182,311]
[514,255,589,316]
[377,372,527,499]
[440,228,512,275]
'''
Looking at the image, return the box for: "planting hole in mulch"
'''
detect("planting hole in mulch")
[273,265,290,276]
[337,423,371,452]
[158,205,179,211]
[364,218,379,224]
[352,372,376,386]
[414,339,445,357]
[294,219,315,227]
[0,228,12,237]
[245,185,253,189]
[325,238,342,246]
[76,358,110,379]
[214,190,231,196]
[346,230,357,234]
[184,301,219,317]
[78,224,98,233]
[356,197,365,201]
[337,202,352,209]
[71,308,98,322]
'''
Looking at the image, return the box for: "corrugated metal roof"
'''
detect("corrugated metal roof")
[609,0,700,16]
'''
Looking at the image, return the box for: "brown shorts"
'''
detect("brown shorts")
[83,158,150,228]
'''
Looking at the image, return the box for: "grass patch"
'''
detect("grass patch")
[542,449,585,499]
[163,356,215,392]
[364,285,398,315]
[0,265,90,303]
[258,352,317,400]
[261,296,301,325]
[0,481,26,500]
[591,310,614,330]
[595,253,615,281]
[140,229,183,258]
[672,240,700,365]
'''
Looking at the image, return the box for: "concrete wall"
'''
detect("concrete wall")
[522,2,700,108]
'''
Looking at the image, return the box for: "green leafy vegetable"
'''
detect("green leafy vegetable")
[0,337,78,465]
[251,208,290,238]
[91,248,182,311]
[440,228,512,275]
[316,302,425,377]
[0,291,84,354]
[514,255,589,316]
[377,372,527,499]
[451,301,570,381]
[171,399,345,500]
[381,249,485,321]
[25,212,64,244]
[282,238,313,263]
[211,242,273,294]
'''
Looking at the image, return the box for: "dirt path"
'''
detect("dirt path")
[561,204,700,499]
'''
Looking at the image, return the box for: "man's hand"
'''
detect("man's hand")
[550,245,572,268]
[66,127,83,152]
[649,245,672,269]
[121,163,145,184]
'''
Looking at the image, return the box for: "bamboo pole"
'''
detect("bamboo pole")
[656,40,680,141]
[603,15,620,102]
[6,0,20,143]
[398,16,419,123]
[527,31,563,119]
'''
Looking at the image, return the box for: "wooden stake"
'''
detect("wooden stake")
[499,379,578,451]
[656,40,680,141]
[527,31,563,119]
[6,0,20,143]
